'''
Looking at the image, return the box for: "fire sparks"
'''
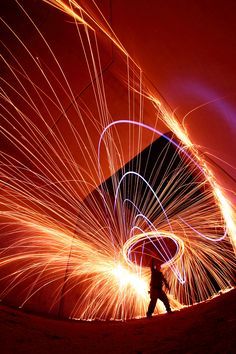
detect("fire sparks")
[0,0,235,320]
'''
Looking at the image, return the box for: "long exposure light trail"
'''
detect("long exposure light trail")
[122,199,180,267]
[123,199,180,267]
[0,0,235,320]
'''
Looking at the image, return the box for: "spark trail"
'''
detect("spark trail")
[0,0,235,320]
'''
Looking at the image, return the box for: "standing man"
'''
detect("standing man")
[146,259,172,317]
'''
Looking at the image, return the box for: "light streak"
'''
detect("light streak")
[0,0,235,321]
[122,199,180,269]
[123,231,184,270]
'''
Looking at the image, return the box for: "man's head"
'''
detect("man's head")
[151,258,161,271]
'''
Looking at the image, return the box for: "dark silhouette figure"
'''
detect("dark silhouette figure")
[146,260,171,317]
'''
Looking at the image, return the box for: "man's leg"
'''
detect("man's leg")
[147,289,158,317]
[158,290,171,313]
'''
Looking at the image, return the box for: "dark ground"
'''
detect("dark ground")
[0,288,235,354]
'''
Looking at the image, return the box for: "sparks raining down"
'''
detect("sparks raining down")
[0,0,235,320]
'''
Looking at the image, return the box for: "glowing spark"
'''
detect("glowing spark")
[0,0,235,321]
[112,264,148,297]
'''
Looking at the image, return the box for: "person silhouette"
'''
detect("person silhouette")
[146,259,172,317]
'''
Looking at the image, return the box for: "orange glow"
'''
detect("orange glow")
[0,0,235,321]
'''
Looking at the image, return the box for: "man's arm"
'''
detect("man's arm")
[162,274,170,291]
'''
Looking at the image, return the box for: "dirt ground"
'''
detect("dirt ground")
[0,288,235,354]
